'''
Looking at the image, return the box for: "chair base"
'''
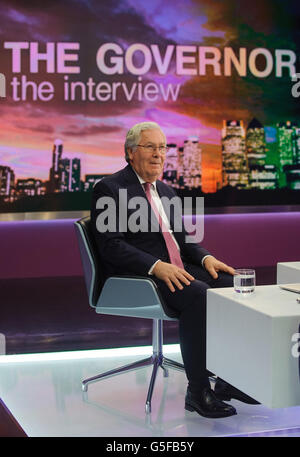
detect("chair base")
[82,319,185,413]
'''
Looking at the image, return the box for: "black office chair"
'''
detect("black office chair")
[74,216,185,413]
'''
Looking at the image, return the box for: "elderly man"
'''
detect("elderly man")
[91,121,258,418]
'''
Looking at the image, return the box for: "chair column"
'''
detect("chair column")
[152,319,163,357]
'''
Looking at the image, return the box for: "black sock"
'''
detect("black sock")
[188,377,211,396]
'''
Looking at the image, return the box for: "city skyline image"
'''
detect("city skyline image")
[1,116,299,205]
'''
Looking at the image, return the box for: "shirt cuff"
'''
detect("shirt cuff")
[148,260,161,275]
[201,255,212,268]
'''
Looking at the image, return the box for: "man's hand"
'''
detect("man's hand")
[152,261,194,293]
[203,255,235,279]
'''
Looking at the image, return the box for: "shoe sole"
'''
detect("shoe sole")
[185,402,237,418]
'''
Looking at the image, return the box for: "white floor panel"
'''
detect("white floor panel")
[0,346,300,437]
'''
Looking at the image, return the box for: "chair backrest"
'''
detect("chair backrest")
[74,216,104,308]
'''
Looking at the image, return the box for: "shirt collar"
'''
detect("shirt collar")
[132,168,157,190]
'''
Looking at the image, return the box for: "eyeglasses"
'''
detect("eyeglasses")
[137,144,168,154]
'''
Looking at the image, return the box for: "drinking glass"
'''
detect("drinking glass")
[234,269,255,295]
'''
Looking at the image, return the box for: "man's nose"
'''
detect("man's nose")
[152,147,163,156]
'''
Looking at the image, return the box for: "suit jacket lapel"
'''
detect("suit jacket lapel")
[122,165,146,200]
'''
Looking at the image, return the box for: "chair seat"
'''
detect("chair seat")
[96,276,178,320]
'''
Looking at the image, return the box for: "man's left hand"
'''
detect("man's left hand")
[203,255,235,279]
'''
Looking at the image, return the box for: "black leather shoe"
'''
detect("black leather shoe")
[185,387,237,418]
[214,378,260,405]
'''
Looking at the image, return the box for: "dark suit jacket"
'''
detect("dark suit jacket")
[91,164,210,279]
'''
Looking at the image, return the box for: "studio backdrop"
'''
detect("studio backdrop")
[0,0,299,213]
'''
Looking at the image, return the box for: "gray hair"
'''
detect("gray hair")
[124,122,166,163]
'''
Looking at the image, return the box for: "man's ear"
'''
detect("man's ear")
[128,148,134,162]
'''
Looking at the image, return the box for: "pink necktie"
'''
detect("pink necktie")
[143,182,184,269]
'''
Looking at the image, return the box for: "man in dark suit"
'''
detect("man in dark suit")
[91,121,259,418]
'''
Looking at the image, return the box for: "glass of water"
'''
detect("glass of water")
[234,269,256,295]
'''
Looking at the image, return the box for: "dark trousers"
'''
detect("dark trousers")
[152,263,233,394]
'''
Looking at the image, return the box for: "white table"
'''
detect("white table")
[277,262,300,284]
[207,285,300,409]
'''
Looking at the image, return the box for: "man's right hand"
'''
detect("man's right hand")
[152,261,195,292]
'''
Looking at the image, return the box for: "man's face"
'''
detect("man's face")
[128,128,166,182]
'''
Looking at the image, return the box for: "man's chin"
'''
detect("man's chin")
[150,166,163,176]
[149,173,162,181]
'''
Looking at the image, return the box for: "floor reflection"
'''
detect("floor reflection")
[0,348,299,437]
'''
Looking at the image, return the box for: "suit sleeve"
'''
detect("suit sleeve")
[91,179,160,276]
[181,241,211,265]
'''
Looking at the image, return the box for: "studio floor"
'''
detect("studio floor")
[1,345,300,438]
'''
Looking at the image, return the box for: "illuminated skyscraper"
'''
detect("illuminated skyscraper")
[0,165,15,200]
[162,143,178,187]
[246,118,278,189]
[264,126,279,168]
[292,128,300,164]
[49,139,63,192]
[182,136,202,189]
[276,121,299,187]
[177,147,184,188]
[277,121,296,168]
[246,118,266,167]
[59,158,81,192]
[222,120,248,188]
[48,139,81,192]
[283,126,300,189]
